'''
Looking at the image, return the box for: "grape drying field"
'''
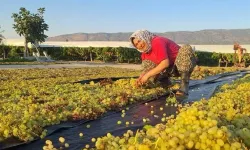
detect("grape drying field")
[1,66,250,150]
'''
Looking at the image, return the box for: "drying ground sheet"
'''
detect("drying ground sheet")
[0,67,241,149]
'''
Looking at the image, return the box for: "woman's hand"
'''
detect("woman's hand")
[136,73,146,86]
[136,73,150,86]
[139,74,150,84]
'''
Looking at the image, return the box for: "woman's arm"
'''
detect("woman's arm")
[145,59,169,78]
[138,59,169,84]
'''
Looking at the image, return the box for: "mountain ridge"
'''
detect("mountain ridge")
[47,29,250,44]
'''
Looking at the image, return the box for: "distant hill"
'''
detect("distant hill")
[47,29,250,44]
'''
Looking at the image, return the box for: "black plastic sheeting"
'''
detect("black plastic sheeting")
[1,70,250,150]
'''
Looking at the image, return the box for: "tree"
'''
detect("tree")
[12,7,49,57]
[0,26,4,44]
[0,26,6,59]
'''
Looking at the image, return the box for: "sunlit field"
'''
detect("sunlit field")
[2,66,250,149]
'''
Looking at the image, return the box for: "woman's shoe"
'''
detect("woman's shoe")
[176,90,187,96]
[175,90,188,102]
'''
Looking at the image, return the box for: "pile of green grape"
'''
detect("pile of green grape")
[0,67,241,145]
[88,75,250,150]
[0,76,167,142]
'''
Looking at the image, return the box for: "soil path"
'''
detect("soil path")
[0,61,142,70]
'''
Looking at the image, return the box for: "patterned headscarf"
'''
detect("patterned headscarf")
[130,30,155,53]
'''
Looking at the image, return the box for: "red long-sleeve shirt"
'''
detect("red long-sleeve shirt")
[141,36,180,65]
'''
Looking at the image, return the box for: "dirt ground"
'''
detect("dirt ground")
[0,61,142,70]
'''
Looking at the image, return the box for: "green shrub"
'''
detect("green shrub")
[1,45,249,66]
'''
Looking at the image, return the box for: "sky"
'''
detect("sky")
[1,0,250,38]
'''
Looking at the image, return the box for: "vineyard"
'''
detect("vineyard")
[1,45,250,66]
[0,67,249,150]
